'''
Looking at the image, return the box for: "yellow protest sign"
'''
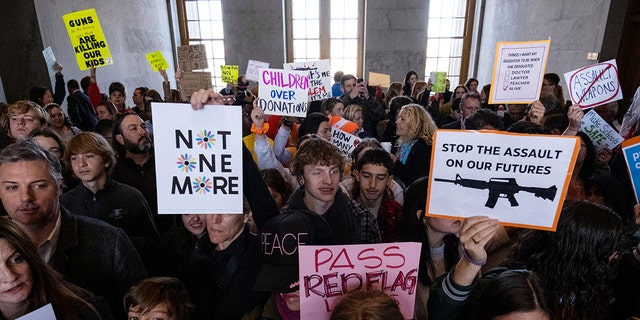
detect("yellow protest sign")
[430,72,447,93]
[63,8,113,70]
[221,65,239,84]
[146,51,169,72]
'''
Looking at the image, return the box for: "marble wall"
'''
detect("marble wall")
[365,0,430,83]
[472,0,613,90]
[0,0,621,104]
[31,1,176,108]
[0,1,49,103]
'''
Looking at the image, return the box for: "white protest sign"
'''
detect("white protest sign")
[246,59,270,82]
[152,102,243,214]
[42,47,57,77]
[489,40,551,104]
[285,60,332,101]
[331,128,360,157]
[427,130,578,231]
[580,109,623,151]
[299,242,421,320]
[563,59,622,109]
[17,303,56,320]
[258,68,309,117]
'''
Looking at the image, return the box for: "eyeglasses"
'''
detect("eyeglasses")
[222,96,236,103]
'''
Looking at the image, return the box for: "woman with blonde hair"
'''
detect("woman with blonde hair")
[392,104,437,186]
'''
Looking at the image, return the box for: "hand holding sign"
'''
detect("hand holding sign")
[451,216,500,287]
[190,88,224,110]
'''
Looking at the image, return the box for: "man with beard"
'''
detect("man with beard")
[111,113,172,233]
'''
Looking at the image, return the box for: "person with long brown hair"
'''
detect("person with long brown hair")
[0,218,110,319]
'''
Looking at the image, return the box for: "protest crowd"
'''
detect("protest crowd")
[1,32,640,320]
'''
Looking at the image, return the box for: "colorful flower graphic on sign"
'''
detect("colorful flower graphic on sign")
[193,176,212,194]
[176,153,196,172]
[196,130,216,149]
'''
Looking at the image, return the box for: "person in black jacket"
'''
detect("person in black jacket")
[188,90,280,320]
[61,132,159,266]
[66,79,98,131]
[391,104,436,187]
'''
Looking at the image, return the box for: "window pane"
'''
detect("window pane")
[430,0,443,17]
[451,38,463,56]
[427,39,439,57]
[428,18,441,37]
[449,57,462,75]
[200,21,213,39]
[342,0,358,18]
[306,0,320,19]
[211,1,222,20]
[343,39,358,58]
[212,40,225,57]
[438,39,451,57]
[306,40,320,59]
[452,18,465,37]
[211,21,224,39]
[331,20,344,38]
[294,39,307,58]
[186,1,198,20]
[331,39,344,57]
[188,21,201,38]
[426,58,438,73]
[198,1,211,20]
[343,19,358,38]
[331,0,344,19]
[293,20,307,38]
[306,20,319,38]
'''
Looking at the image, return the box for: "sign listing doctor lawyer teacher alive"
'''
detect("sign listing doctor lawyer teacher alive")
[489,39,551,104]
[427,130,579,231]
[152,102,244,214]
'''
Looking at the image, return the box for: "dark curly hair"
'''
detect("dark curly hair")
[504,200,622,319]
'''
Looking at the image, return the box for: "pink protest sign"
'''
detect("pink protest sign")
[563,59,623,109]
[299,242,422,320]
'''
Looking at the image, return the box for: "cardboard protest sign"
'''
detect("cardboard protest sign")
[42,47,57,77]
[258,68,309,117]
[563,59,623,109]
[62,8,113,70]
[221,65,239,83]
[177,44,208,71]
[16,303,56,320]
[622,135,640,203]
[145,50,169,72]
[179,72,212,98]
[368,72,391,88]
[579,109,623,151]
[427,130,578,231]
[285,60,332,101]
[152,102,243,214]
[430,72,447,93]
[246,60,270,82]
[299,242,421,320]
[331,128,360,157]
[489,40,550,104]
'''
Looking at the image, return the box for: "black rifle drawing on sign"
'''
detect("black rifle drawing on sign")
[434,174,557,208]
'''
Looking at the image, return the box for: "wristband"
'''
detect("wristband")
[250,123,269,135]
[463,249,486,266]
